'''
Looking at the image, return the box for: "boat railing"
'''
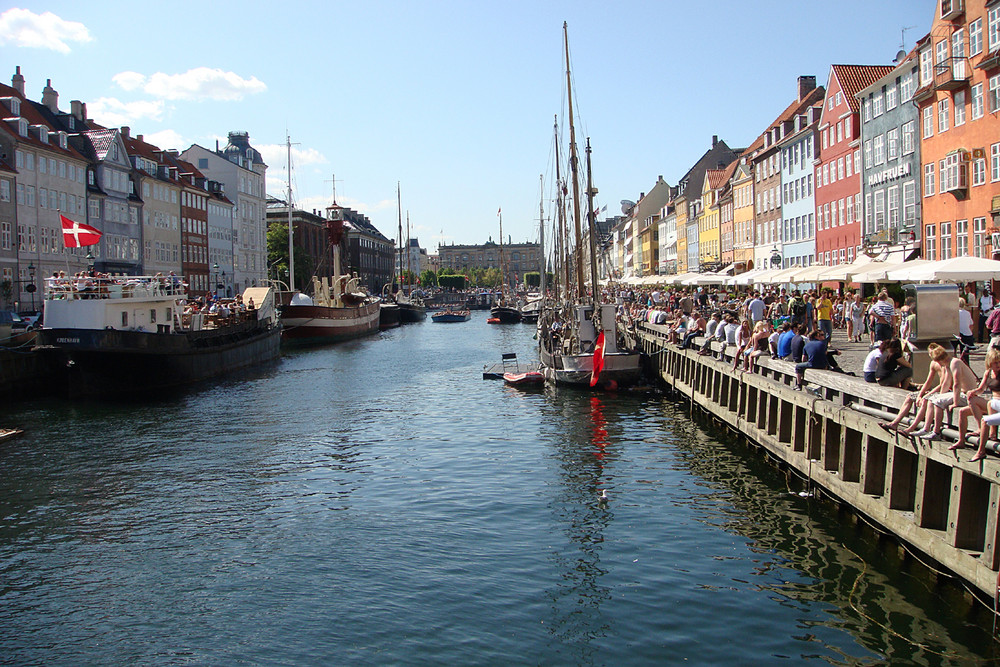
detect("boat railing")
[44,275,186,301]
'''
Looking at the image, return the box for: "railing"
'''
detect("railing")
[933,57,970,90]
[44,275,185,301]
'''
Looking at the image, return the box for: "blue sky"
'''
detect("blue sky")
[2,1,935,251]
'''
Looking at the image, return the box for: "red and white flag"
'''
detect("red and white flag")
[60,214,102,248]
[590,331,606,387]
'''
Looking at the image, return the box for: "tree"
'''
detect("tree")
[523,272,553,288]
[419,269,438,287]
[267,222,316,289]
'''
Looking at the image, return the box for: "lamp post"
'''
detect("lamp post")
[212,262,219,299]
[221,270,227,297]
[85,250,94,274]
[26,261,36,310]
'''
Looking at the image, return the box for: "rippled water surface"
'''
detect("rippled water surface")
[1,316,997,665]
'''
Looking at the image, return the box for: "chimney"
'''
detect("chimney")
[70,100,87,122]
[712,135,718,147]
[41,78,59,112]
[12,66,24,95]
[137,134,143,142]
[797,75,816,101]
[120,126,130,139]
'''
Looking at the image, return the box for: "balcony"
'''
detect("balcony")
[934,57,971,91]
[939,0,964,20]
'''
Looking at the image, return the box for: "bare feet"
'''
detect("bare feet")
[948,442,964,451]
[970,452,987,462]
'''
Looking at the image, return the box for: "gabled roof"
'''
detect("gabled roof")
[83,128,117,162]
[830,64,896,113]
[0,81,87,161]
[748,85,825,161]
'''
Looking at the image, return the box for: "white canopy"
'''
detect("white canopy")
[729,268,768,286]
[787,264,834,283]
[886,256,1000,282]
[851,259,929,283]
[758,266,802,285]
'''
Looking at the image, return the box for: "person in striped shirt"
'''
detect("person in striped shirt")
[870,291,895,343]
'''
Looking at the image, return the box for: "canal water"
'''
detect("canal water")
[1,315,998,665]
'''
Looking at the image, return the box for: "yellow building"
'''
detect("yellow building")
[674,193,689,275]
[698,168,729,270]
[731,157,756,271]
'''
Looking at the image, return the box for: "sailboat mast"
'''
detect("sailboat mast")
[396,182,403,291]
[553,115,568,302]
[498,209,504,289]
[564,21,584,301]
[406,212,412,294]
[538,174,546,300]
[585,138,600,309]
[287,134,295,292]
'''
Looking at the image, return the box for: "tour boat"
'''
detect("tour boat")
[431,309,471,323]
[379,301,401,329]
[37,276,281,396]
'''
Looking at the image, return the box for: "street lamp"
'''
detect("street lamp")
[212,262,219,298]
[26,261,36,310]
[85,250,94,274]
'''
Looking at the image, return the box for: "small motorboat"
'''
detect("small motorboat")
[503,371,544,387]
[431,309,471,323]
[487,317,502,324]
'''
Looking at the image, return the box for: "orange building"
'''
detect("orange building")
[914,1,1000,260]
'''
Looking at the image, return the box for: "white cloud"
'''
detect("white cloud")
[112,71,146,91]
[87,97,165,128]
[142,129,187,152]
[119,67,266,101]
[0,8,92,54]
[257,144,329,171]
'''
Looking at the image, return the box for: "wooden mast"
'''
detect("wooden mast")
[585,138,600,309]
[564,21,584,301]
[553,115,568,302]
[286,134,294,292]
[396,182,403,292]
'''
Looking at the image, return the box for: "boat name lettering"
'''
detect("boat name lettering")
[56,337,81,344]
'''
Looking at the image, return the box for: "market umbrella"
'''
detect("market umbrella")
[886,256,1000,282]
[851,259,929,283]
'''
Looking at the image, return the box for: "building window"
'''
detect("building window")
[957,219,969,256]
[903,181,916,225]
[874,190,886,231]
[972,83,984,119]
[864,140,873,168]
[924,163,936,196]
[901,71,914,101]
[954,90,966,126]
[992,143,1000,182]
[922,105,934,138]
[990,5,1000,51]
[941,222,952,260]
[887,128,899,160]
[973,157,986,186]
[989,74,1000,113]
[873,91,884,117]
[970,18,983,56]
[886,84,897,110]
[974,217,987,257]
[938,98,950,132]
[887,186,900,229]
[874,135,886,165]
[925,224,936,260]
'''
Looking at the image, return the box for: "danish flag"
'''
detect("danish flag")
[60,214,102,248]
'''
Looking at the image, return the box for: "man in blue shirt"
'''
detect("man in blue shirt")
[776,322,795,359]
[795,329,829,390]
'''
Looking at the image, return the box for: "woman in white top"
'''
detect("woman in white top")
[958,297,975,349]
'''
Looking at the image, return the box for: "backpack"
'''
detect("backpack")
[791,300,806,317]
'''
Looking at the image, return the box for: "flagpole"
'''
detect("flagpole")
[58,209,70,277]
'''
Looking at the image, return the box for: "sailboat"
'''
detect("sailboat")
[275,137,381,344]
[393,184,427,323]
[537,23,642,388]
[490,209,523,323]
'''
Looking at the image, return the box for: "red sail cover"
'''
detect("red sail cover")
[60,214,102,247]
[590,331,605,387]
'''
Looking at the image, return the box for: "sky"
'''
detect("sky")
[1,0,936,252]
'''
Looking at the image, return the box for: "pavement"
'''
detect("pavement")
[823,329,986,379]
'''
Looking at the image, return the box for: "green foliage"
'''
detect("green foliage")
[439,274,467,289]
[419,269,438,287]
[523,272,553,288]
[267,222,316,288]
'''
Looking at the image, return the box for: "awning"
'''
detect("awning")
[886,256,1000,282]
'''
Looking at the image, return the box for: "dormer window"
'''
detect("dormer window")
[58,131,67,149]
[37,126,48,144]
[17,119,27,137]
[7,97,19,115]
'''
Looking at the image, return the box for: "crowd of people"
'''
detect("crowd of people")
[614,281,999,461]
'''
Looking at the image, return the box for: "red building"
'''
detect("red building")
[814,64,895,266]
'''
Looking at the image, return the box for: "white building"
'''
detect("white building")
[182,132,267,291]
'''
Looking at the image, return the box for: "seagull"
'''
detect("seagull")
[598,489,609,503]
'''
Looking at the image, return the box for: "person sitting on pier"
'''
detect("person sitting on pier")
[679,311,706,350]
[962,349,1000,462]
[915,348,978,441]
[786,324,807,363]
[794,329,831,390]
[875,338,913,389]
[863,342,884,383]
[743,320,771,373]
[878,342,950,435]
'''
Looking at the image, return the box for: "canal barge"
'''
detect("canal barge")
[37,277,281,396]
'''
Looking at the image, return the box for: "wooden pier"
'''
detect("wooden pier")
[627,321,1000,601]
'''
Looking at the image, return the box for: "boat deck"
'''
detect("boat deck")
[482,361,541,380]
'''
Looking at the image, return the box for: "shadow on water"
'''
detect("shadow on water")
[673,403,1000,665]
